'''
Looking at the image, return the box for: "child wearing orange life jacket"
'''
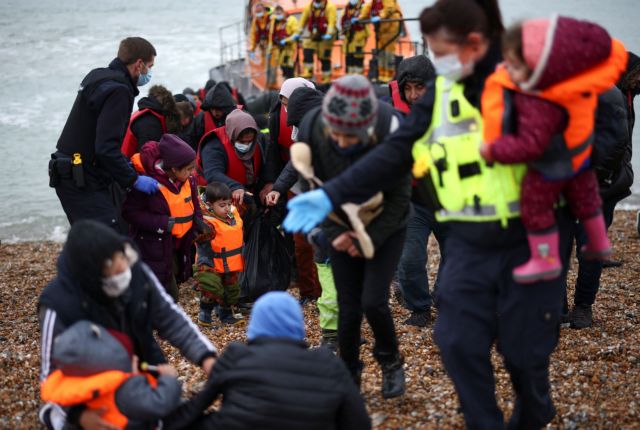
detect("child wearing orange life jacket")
[40,321,181,430]
[194,182,245,326]
[122,134,205,302]
[480,16,628,283]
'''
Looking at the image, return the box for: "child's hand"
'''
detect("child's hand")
[156,364,178,378]
[479,143,494,163]
[265,191,281,206]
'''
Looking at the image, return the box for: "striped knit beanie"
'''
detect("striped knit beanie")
[322,75,378,142]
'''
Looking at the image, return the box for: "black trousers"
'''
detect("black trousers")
[55,178,120,229]
[434,210,573,429]
[330,229,406,375]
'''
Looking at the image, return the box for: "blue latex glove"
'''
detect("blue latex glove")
[283,189,333,233]
[322,34,333,41]
[133,175,159,195]
[350,17,359,24]
[370,16,381,24]
[248,51,256,61]
[291,33,301,41]
[279,39,287,46]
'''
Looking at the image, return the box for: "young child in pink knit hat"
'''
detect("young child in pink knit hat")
[480,16,628,283]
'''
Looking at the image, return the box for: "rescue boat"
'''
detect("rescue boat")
[210,0,422,98]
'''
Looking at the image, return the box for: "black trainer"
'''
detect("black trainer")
[321,329,338,353]
[570,304,593,329]
[377,352,406,399]
[405,309,431,327]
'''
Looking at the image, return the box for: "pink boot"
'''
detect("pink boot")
[513,230,562,284]
[580,213,612,260]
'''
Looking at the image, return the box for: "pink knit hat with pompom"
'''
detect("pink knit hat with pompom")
[522,18,550,71]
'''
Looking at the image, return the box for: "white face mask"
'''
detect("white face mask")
[291,126,299,141]
[429,47,474,82]
[349,0,358,5]
[102,267,132,298]
[255,12,264,18]
[234,142,252,153]
[313,1,323,8]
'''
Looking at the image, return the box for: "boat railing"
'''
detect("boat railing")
[219,20,247,65]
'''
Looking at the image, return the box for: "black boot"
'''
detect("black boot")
[376,352,405,399]
[321,329,338,353]
[570,304,593,329]
[218,306,243,326]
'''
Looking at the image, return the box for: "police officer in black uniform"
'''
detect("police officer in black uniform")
[50,37,160,230]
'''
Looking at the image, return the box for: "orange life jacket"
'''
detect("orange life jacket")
[159,179,195,238]
[195,126,262,187]
[308,6,328,35]
[121,109,167,158]
[204,206,244,273]
[278,104,294,161]
[41,369,158,429]
[483,39,628,178]
[389,80,410,114]
[130,153,145,174]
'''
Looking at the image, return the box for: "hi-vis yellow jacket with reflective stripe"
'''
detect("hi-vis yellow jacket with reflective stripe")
[411,76,526,227]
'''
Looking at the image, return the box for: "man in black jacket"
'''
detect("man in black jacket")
[50,37,160,230]
[164,291,370,430]
[567,59,638,329]
[189,83,238,149]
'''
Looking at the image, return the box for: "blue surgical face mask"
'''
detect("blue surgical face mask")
[137,67,152,87]
[255,12,264,18]
[313,1,323,8]
[275,13,285,20]
[234,142,252,153]
[349,0,358,5]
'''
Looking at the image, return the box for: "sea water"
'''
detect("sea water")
[0,0,638,242]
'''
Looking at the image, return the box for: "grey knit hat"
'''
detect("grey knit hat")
[322,75,378,142]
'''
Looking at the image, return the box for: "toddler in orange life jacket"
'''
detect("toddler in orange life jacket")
[41,321,181,430]
[194,182,245,326]
[479,16,628,283]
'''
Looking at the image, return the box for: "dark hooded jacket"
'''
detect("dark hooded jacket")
[39,221,216,425]
[164,292,368,430]
[188,84,237,148]
[592,87,633,202]
[200,110,265,193]
[298,102,411,249]
[395,55,436,104]
[271,88,325,195]
[617,51,640,140]
[130,86,182,152]
[164,340,369,430]
[55,58,139,190]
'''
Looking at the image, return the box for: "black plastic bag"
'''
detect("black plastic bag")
[240,210,291,302]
